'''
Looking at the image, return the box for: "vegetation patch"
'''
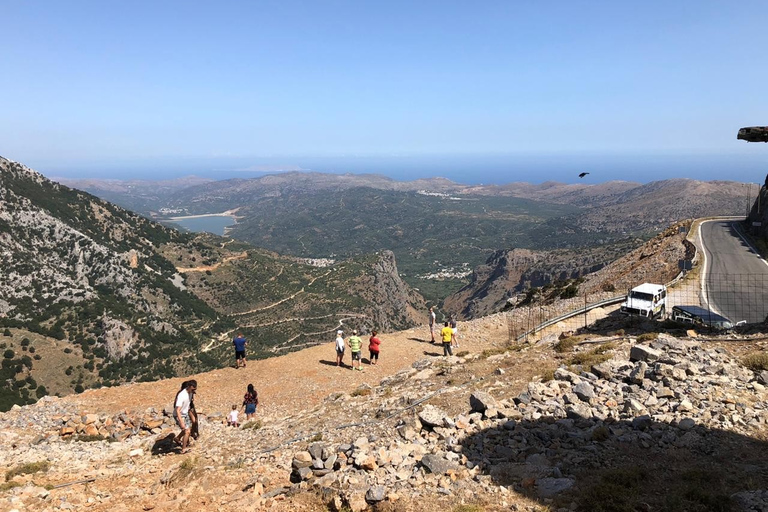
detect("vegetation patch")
[241,419,263,430]
[741,352,768,372]
[636,332,659,342]
[568,343,615,369]
[350,387,372,397]
[5,461,50,481]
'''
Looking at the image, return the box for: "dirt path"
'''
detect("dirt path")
[175,251,248,273]
[72,318,510,422]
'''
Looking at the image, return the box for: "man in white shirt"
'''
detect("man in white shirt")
[174,380,197,453]
[335,330,346,367]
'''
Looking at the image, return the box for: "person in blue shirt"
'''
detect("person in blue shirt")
[233,332,247,368]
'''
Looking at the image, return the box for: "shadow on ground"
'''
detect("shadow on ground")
[151,433,181,456]
[459,412,768,511]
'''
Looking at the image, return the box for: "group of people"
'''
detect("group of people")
[174,379,260,450]
[335,329,382,370]
[429,306,459,356]
[227,383,259,428]
[174,313,459,455]
[171,333,261,453]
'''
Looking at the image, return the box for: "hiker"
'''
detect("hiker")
[242,383,259,420]
[188,381,199,440]
[174,380,197,454]
[440,322,454,356]
[335,330,346,367]
[348,329,363,371]
[233,332,247,368]
[450,315,459,348]
[429,306,436,343]
[368,330,381,365]
[228,405,240,427]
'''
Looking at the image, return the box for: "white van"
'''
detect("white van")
[620,283,667,319]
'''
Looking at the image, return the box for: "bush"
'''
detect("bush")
[555,337,577,353]
[2,328,11,337]
[3,349,14,359]
[636,333,658,342]
[742,352,768,372]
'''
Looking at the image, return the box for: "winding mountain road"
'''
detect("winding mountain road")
[699,219,768,323]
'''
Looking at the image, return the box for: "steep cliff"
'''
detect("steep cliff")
[348,250,426,331]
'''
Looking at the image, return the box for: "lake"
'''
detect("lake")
[171,215,236,235]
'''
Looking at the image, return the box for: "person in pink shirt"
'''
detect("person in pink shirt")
[368,330,381,365]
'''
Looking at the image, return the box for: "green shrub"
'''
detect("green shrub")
[636,333,658,342]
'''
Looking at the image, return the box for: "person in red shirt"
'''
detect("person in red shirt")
[368,330,381,365]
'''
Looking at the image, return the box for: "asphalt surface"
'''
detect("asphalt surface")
[699,219,768,324]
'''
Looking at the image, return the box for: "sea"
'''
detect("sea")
[170,215,236,236]
[36,151,768,185]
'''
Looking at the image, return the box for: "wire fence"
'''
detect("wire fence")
[506,273,768,342]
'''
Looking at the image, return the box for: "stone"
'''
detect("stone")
[678,418,696,431]
[366,485,386,503]
[469,391,498,413]
[292,452,313,469]
[572,382,595,402]
[536,477,575,498]
[418,405,447,428]
[421,453,459,475]
[630,345,661,363]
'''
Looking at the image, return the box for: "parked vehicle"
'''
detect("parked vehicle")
[670,305,737,330]
[620,283,667,319]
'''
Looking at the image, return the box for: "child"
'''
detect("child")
[227,404,239,427]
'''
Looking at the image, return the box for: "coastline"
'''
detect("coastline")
[168,207,240,221]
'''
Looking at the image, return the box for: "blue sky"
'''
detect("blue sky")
[2,1,767,183]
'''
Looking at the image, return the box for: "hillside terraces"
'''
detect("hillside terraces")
[2,313,768,512]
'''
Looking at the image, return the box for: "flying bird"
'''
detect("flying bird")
[578,172,589,178]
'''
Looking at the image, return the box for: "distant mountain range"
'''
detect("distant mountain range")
[59,172,749,305]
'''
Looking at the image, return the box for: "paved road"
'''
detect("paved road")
[700,219,768,324]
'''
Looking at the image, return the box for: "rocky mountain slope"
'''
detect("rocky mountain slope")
[0,156,222,407]
[0,158,426,410]
[2,307,768,512]
[445,221,694,319]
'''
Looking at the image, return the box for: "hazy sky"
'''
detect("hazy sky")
[2,1,767,182]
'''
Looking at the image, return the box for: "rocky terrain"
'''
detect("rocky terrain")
[445,221,693,320]
[2,310,768,512]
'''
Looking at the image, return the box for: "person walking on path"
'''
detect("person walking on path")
[233,332,247,368]
[440,322,454,357]
[335,330,346,367]
[174,380,197,454]
[368,330,381,365]
[450,315,459,349]
[242,383,259,420]
[429,307,436,343]
[348,329,363,371]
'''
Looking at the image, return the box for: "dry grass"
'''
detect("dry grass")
[5,461,50,481]
[741,352,768,372]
